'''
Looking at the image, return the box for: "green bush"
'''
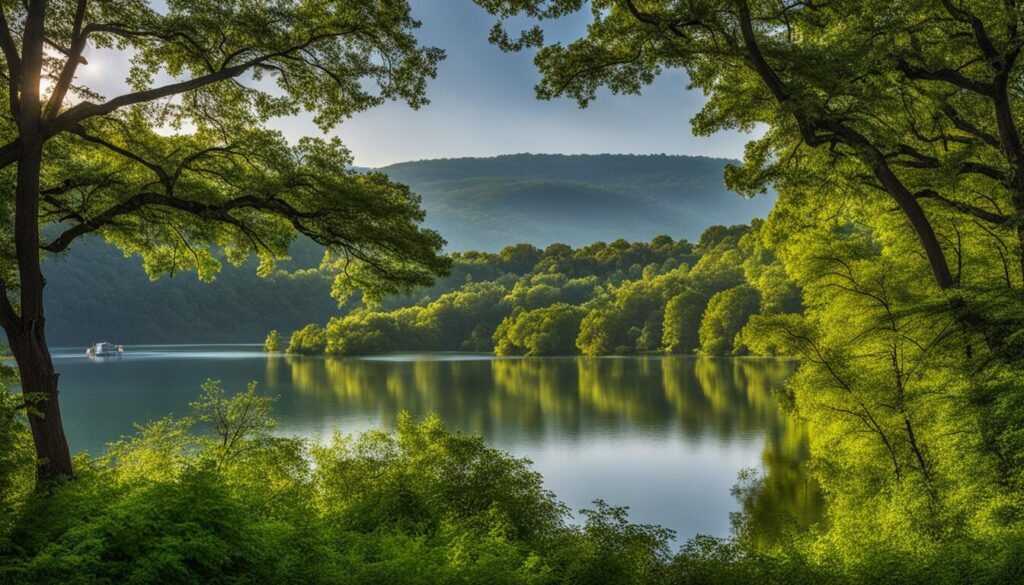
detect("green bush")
[0,382,676,584]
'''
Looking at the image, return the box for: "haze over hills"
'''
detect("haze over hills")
[377,154,774,250]
[41,154,773,345]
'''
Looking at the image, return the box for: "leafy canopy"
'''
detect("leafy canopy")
[1,0,451,305]
[473,0,1024,290]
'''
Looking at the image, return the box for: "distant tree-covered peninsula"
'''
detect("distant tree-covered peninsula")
[285,221,798,357]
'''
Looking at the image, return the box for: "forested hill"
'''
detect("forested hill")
[377,154,775,250]
[41,154,772,346]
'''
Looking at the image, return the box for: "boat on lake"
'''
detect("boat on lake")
[86,342,124,359]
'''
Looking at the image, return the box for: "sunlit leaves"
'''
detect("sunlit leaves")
[494,302,587,356]
[38,114,450,301]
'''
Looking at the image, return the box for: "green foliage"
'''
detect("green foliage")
[0,385,682,585]
[739,220,801,315]
[415,282,511,350]
[470,5,1024,577]
[324,306,425,355]
[263,330,281,353]
[576,266,688,355]
[324,282,510,354]
[5,375,1021,584]
[190,380,276,465]
[698,285,760,356]
[9,467,260,584]
[553,501,674,585]
[0,382,35,545]
[662,289,707,355]
[499,244,544,273]
[494,303,587,356]
[730,150,1024,585]
[282,227,793,357]
[287,324,327,355]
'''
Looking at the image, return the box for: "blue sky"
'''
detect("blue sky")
[267,1,754,168]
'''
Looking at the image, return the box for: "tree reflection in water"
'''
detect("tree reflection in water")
[276,354,823,545]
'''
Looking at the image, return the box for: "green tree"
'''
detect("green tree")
[0,0,449,479]
[286,323,327,355]
[414,281,510,350]
[662,288,706,354]
[698,284,760,356]
[324,307,424,355]
[289,232,772,358]
[189,379,276,465]
[635,309,663,352]
[576,308,621,355]
[499,243,544,273]
[577,264,688,355]
[473,0,1024,292]
[494,303,586,356]
[263,330,281,353]
[739,220,801,314]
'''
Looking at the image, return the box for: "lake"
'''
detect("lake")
[51,345,820,542]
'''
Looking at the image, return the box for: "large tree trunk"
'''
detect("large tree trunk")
[7,318,73,480]
[9,0,73,481]
[9,134,73,480]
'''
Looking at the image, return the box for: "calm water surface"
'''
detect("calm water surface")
[52,345,819,541]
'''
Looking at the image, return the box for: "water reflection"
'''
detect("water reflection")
[274,354,824,543]
[55,348,821,542]
[276,355,797,442]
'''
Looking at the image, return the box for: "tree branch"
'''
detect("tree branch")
[70,125,171,185]
[897,60,995,96]
[48,31,344,135]
[45,0,90,119]
[0,138,21,170]
[736,0,788,103]
[0,2,21,118]
[41,191,320,253]
[943,105,1000,148]
[914,189,1010,225]
[49,62,254,135]
[940,0,999,61]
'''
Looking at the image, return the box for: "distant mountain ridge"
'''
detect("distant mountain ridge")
[40,153,774,345]
[375,154,774,251]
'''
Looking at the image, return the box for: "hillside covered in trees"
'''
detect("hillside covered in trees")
[284,221,799,357]
[42,154,773,346]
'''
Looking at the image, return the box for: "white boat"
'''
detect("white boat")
[86,342,124,358]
